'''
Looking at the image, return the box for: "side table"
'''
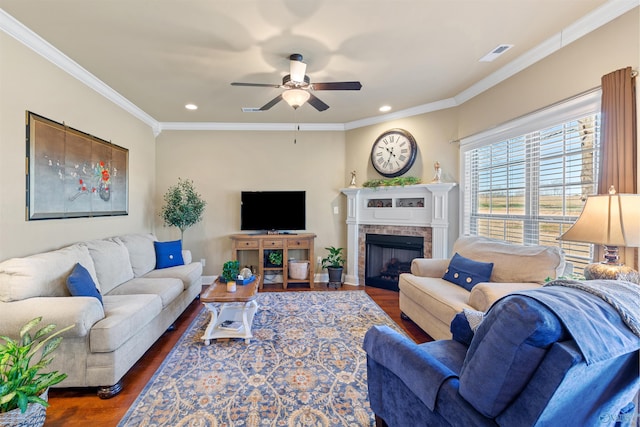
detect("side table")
[200,275,260,345]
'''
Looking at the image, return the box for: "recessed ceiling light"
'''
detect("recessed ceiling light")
[379,105,392,112]
[185,103,198,110]
[479,44,514,62]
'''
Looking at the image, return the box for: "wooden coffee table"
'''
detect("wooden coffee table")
[200,275,260,345]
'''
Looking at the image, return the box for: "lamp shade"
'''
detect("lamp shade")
[559,193,640,247]
[282,89,310,109]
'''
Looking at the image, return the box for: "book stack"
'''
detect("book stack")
[218,320,242,331]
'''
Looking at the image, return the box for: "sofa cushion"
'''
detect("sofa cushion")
[67,263,103,305]
[453,236,565,283]
[85,238,135,294]
[459,294,565,418]
[154,240,184,269]
[90,294,162,353]
[0,244,98,302]
[106,277,183,308]
[143,261,202,291]
[117,234,157,277]
[399,274,472,329]
[443,253,493,291]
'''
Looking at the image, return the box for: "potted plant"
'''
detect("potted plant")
[321,246,345,286]
[0,317,73,427]
[220,260,240,283]
[267,251,283,267]
[160,178,207,240]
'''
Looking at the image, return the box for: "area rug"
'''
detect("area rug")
[118,291,405,427]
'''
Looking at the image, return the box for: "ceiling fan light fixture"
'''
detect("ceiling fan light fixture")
[282,89,310,109]
[290,59,307,83]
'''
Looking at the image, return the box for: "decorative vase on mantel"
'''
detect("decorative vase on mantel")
[0,389,48,427]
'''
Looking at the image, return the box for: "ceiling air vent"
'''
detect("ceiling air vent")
[241,107,263,113]
[479,44,514,62]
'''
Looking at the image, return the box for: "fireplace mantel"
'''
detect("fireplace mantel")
[341,183,458,286]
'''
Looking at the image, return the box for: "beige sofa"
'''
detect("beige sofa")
[399,236,568,340]
[0,233,202,398]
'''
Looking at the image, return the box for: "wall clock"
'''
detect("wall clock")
[370,128,417,177]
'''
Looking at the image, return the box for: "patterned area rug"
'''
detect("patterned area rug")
[118,291,404,427]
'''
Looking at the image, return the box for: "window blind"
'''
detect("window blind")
[460,92,601,272]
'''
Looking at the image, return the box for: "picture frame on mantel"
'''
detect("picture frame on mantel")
[25,111,129,220]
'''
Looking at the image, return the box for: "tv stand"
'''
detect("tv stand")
[230,233,316,289]
[266,230,296,235]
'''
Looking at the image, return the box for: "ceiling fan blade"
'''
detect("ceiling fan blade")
[260,94,283,111]
[312,81,362,91]
[307,93,329,111]
[231,82,282,88]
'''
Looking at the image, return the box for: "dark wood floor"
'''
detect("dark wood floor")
[44,283,432,426]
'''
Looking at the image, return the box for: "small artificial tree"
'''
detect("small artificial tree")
[160,178,206,240]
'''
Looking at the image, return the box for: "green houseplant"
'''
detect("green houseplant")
[160,178,207,240]
[267,251,283,267]
[221,260,240,283]
[0,317,73,426]
[321,246,345,287]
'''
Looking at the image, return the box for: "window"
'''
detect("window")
[460,91,601,272]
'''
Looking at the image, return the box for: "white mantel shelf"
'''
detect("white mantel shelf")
[341,183,458,286]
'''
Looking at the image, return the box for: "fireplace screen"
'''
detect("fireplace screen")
[365,234,424,291]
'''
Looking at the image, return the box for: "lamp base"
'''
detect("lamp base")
[583,262,640,284]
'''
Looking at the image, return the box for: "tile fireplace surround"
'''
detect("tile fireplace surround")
[341,183,458,286]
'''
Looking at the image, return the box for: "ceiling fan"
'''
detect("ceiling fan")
[231,53,362,111]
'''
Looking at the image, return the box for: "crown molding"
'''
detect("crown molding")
[0,8,160,134]
[344,98,458,130]
[1,1,635,135]
[159,122,346,132]
[455,0,638,105]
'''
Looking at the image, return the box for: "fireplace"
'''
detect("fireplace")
[365,234,424,291]
[341,183,457,286]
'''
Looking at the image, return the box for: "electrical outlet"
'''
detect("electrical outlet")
[317,256,322,264]
[200,258,206,267]
[333,206,339,214]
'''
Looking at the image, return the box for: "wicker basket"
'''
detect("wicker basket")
[0,389,48,427]
[288,260,310,280]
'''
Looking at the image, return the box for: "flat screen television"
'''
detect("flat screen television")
[241,191,306,232]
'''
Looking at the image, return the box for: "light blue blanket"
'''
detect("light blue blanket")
[514,280,640,364]
[544,279,640,337]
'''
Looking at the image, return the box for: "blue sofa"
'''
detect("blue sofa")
[364,280,639,426]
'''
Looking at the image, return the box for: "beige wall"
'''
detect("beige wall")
[1,6,637,273]
[155,130,346,275]
[0,33,156,260]
[345,109,460,186]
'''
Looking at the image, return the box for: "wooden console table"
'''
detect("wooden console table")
[230,233,316,289]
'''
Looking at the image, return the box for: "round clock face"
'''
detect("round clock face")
[370,129,417,177]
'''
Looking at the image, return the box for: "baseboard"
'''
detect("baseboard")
[202,275,216,285]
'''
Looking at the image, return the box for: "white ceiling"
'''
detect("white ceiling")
[0,0,636,130]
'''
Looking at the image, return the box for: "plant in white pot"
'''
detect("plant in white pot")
[321,246,345,288]
[0,317,73,427]
[160,178,207,240]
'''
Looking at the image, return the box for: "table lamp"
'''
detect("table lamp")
[559,186,640,283]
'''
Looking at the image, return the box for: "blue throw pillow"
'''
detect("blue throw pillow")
[154,240,184,269]
[67,263,103,304]
[443,253,494,291]
[451,309,486,346]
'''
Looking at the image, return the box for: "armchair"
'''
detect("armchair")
[364,281,639,426]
